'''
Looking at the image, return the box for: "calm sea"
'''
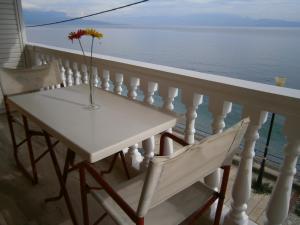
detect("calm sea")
[26,26,300,170]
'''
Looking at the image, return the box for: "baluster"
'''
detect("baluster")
[205,97,232,218]
[139,81,158,170]
[113,73,123,95]
[81,64,89,85]
[35,52,42,66]
[58,58,67,87]
[102,70,110,91]
[182,91,203,144]
[41,54,47,65]
[46,55,51,63]
[128,77,140,99]
[64,60,74,87]
[73,62,82,85]
[159,85,178,155]
[92,66,100,88]
[144,81,158,105]
[224,109,268,225]
[265,117,300,225]
[124,76,143,170]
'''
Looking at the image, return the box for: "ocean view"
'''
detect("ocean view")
[27,26,300,171]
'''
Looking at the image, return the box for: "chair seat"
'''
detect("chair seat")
[91,174,215,225]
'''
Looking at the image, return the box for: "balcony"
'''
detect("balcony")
[1,0,300,224]
[0,40,299,225]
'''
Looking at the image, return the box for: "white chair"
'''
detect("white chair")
[79,118,250,225]
[0,61,62,184]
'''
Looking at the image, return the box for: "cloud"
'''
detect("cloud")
[21,0,300,21]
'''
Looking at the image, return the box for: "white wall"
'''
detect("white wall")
[0,0,27,111]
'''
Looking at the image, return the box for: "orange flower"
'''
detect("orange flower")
[68,29,87,42]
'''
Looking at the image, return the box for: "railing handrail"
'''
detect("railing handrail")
[26,42,300,118]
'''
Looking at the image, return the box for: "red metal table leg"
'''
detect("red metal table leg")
[45,148,75,202]
[79,164,90,225]
[43,131,78,225]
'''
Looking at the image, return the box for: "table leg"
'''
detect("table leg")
[79,164,90,225]
[43,131,78,225]
[45,148,75,202]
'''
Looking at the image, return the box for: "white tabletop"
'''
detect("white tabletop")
[8,85,177,163]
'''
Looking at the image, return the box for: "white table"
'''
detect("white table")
[8,85,177,162]
[8,84,177,225]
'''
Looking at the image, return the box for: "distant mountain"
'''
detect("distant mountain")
[113,14,300,27]
[23,9,300,28]
[23,9,112,26]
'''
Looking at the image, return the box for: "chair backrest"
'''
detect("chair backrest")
[137,118,249,217]
[0,61,61,96]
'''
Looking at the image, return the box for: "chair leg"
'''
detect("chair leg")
[22,116,38,184]
[213,166,231,225]
[136,217,144,225]
[213,196,224,225]
[5,108,36,183]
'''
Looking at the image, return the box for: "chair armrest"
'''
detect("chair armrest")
[83,162,137,222]
[159,132,189,156]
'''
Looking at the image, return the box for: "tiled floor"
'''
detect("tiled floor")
[0,113,280,225]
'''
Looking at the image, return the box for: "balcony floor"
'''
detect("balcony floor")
[0,113,271,225]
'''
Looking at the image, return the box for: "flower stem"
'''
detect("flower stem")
[89,37,95,105]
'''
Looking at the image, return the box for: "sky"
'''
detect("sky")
[22,0,300,22]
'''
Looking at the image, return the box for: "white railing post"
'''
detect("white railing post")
[113,72,123,95]
[73,62,82,85]
[206,98,232,179]
[41,54,47,65]
[58,58,66,87]
[81,64,88,85]
[224,109,268,225]
[34,52,42,66]
[92,66,100,87]
[265,116,300,225]
[205,98,232,217]
[102,70,110,91]
[182,92,203,144]
[140,81,158,170]
[159,85,178,155]
[64,60,73,87]
[123,75,143,169]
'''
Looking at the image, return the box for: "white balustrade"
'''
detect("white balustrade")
[72,62,82,85]
[27,43,300,224]
[113,72,123,95]
[224,109,268,225]
[159,85,178,155]
[143,81,158,105]
[58,58,67,87]
[123,75,143,170]
[102,70,110,91]
[206,97,232,217]
[64,60,74,86]
[41,54,47,65]
[34,52,42,66]
[265,117,300,225]
[81,64,89,85]
[208,99,232,188]
[140,80,158,170]
[182,91,203,144]
[92,66,100,87]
